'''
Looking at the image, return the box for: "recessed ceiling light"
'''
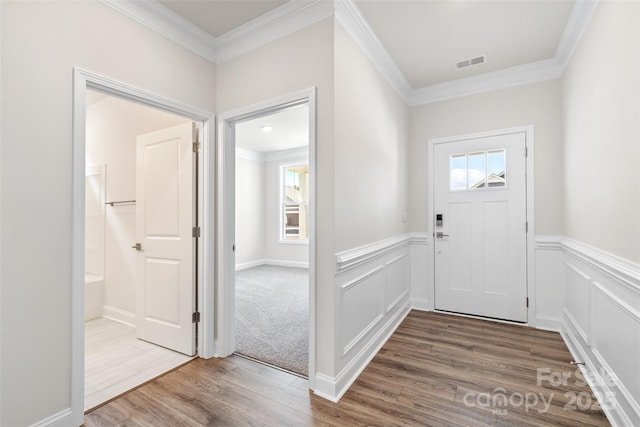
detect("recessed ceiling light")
[261,125,273,132]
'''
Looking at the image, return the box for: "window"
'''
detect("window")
[450,149,506,191]
[281,164,309,241]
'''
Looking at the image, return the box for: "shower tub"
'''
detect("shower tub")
[84,273,104,321]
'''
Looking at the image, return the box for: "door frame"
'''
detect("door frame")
[71,68,215,425]
[426,125,535,324]
[216,88,317,389]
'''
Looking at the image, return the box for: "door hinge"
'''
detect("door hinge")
[525,146,528,157]
[192,122,200,152]
[192,226,201,238]
[232,244,236,252]
[526,297,529,308]
[525,221,529,233]
[192,312,201,323]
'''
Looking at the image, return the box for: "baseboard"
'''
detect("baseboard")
[411,297,430,311]
[102,305,136,328]
[534,314,562,332]
[313,300,411,402]
[561,319,637,427]
[235,259,265,271]
[235,259,309,271]
[29,408,72,427]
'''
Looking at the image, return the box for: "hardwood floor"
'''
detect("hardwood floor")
[85,311,610,426]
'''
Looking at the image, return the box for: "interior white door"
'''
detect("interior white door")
[135,122,196,356]
[434,132,527,322]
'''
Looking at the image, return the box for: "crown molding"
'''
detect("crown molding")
[101,0,598,106]
[334,0,413,102]
[99,0,217,62]
[408,58,564,105]
[407,0,599,105]
[215,0,334,64]
[236,146,308,162]
[554,0,599,69]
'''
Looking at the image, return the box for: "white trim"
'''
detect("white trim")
[101,0,597,107]
[408,231,428,245]
[235,259,310,271]
[411,297,430,311]
[554,0,600,69]
[335,234,411,273]
[236,146,309,162]
[334,0,412,101]
[217,87,318,389]
[235,147,264,162]
[101,306,136,328]
[535,235,563,250]
[408,59,563,105]
[215,0,334,64]
[72,68,215,425]
[427,126,535,324]
[562,237,640,295]
[28,408,72,427]
[562,320,636,427]
[98,0,217,62]
[314,300,410,402]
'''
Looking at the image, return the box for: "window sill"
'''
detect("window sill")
[279,239,309,245]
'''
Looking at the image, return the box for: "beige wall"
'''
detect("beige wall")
[235,155,266,265]
[409,79,564,236]
[216,18,337,375]
[333,23,410,252]
[0,1,216,425]
[562,0,640,263]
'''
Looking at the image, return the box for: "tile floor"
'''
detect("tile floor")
[84,317,194,411]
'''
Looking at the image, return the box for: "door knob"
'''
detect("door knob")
[131,243,142,251]
[436,232,450,238]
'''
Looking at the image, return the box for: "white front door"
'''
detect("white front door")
[135,122,196,356]
[433,132,527,322]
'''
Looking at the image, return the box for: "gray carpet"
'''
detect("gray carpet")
[235,265,309,377]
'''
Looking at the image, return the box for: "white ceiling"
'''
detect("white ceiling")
[355,0,575,88]
[153,0,576,90]
[158,0,287,37]
[235,104,309,153]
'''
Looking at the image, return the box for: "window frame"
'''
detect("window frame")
[279,161,310,244]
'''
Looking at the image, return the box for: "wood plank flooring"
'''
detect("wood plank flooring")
[85,311,611,426]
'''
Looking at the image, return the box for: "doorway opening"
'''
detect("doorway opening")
[217,88,317,387]
[83,89,197,410]
[71,68,215,425]
[234,104,310,377]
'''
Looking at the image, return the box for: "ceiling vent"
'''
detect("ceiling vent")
[456,55,487,70]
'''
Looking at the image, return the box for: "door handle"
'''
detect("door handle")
[436,232,450,238]
[131,243,142,251]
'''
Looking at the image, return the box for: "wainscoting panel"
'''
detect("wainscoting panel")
[561,238,640,427]
[533,236,564,330]
[409,232,430,311]
[340,266,385,355]
[384,254,409,313]
[564,260,591,343]
[321,234,412,402]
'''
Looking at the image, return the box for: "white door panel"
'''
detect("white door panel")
[434,132,527,322]
[136,122,195,356]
